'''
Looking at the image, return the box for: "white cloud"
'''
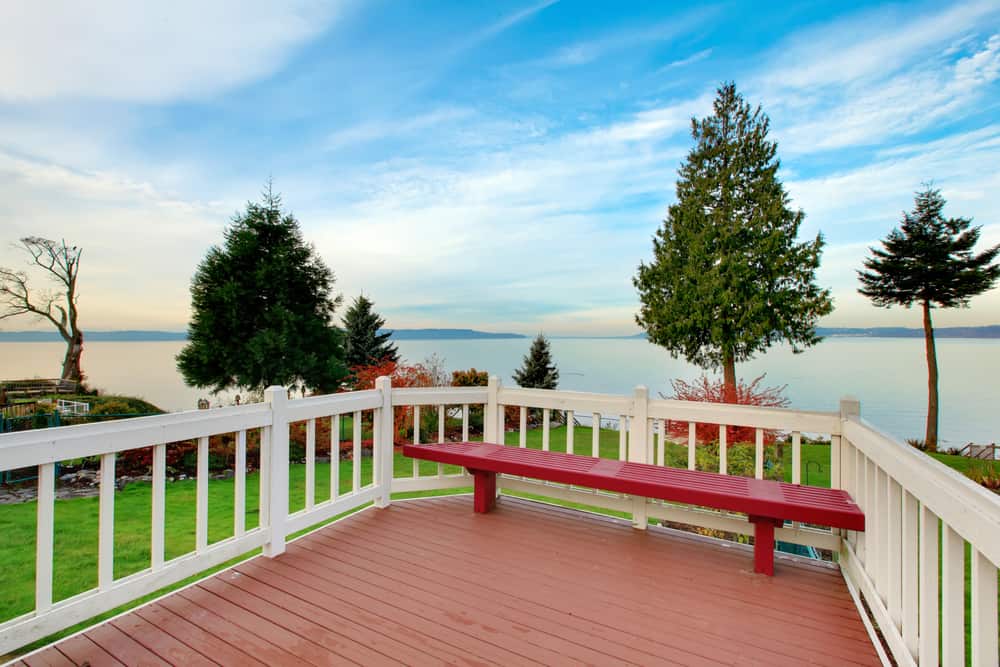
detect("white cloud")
[325,108,474,150]
[0,1,341,102]
[541,9,718,68]
[773,32,1000,153]
[759,0,1000,89]
[658,49,713,71]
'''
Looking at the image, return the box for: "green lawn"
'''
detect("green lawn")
[1,424,996,660]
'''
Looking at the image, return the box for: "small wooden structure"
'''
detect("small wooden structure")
[1,378,77,399]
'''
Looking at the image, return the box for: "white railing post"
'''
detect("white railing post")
[630,386,649,530]
[374,375,393,507]
[487,375,502,499]
[263,385,289,557]
[837,397,859,490]
[486,375,500,443]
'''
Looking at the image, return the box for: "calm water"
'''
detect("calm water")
[1,338,997,446]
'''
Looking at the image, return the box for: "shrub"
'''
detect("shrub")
[967,460,1000,492]
[661,374,789,445]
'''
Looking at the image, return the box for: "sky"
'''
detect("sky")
[0,0,998,336]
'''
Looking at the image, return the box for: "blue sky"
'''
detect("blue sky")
[1,0,998,335]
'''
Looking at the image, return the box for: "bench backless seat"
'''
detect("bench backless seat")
[403,441,864,576]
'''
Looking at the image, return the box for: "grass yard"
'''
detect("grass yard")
[1,423,997,660]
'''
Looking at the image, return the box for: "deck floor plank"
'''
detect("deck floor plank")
[48,635,124,667]
[21,646,74,667]
[30,495,880,666]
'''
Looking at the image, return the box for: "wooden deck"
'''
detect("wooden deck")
[17,495,880,666]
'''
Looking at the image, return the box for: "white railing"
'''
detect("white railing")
[0,379,393,655]
[1,376,997,666]
[839,413,1000,667]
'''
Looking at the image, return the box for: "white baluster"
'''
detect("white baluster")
[352,410,362,493]
[941,524,965,665]
[542,409,550,451]
[566,410,574,455]
[331,415,340,500]
[152,443,166,568]
[592,413,600,457]
[972,549,998,667]
[918,505,939,666]
[791,431,801,484]
[234,432,246,538]
[35,462,55,614]
[196,436,209,552]
[754,428,764,479]
[306,419,316,510]
[688,422,696,470]
[718,424,727,475]
[617,416,626,461]
[98,452,115,589]
[901,491,918,660]
[412,405,420,478]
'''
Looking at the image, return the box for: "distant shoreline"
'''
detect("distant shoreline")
[1,325,998,342]
[0,328,529,342]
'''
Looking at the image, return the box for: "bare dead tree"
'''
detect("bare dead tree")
[0,237,85,383]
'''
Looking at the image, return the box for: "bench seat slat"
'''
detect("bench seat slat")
[402,442,864,531]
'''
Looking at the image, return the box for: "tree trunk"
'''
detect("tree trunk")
[61,330,84,385]
[722,351,737,404]
[922,300,939,452]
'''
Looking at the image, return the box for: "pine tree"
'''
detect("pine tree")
[177,184,347,393]
[342,295,399,367]
[634,82,832,401]
[858,187,1000,451]
[513,334,559,389]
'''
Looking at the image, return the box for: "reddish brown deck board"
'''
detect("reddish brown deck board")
[21,646,74,667]
[30,495,879,666]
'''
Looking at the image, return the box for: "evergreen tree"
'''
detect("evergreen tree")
[177,185,347,394]
[342,294,398,366]
[634,82,832,401]
[858,187,999,451]
[513,334,559,389]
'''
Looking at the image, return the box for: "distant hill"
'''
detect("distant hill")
[0,330,187,342]
[631,326,1000,339]
[383,328,526,340]
[816,326,1000,339]
[0,328,526,342]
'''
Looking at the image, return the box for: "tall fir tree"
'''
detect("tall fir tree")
[634,82,833,401]
[858,187,1000,451]
[342,294,399,367]
[177,184,347,394]
[513,334,559,389]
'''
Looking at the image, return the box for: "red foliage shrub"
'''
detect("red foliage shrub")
[348,359,437,442]
[661,375,789,445]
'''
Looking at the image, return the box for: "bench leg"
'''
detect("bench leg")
[749,516,783,576]
[471,469,496,513]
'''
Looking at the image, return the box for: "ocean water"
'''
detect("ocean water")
[1,338,997,447]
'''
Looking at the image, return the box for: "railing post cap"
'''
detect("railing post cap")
[839,396,860,418]
[374,375,391,388]
[263,385,288,402]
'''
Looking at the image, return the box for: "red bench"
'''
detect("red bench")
[402,442,864,576]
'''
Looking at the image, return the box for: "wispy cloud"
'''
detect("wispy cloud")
[659,48,713,70]
[0,0,342,102]
[325,108,474,150]
[543,8,718,67]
